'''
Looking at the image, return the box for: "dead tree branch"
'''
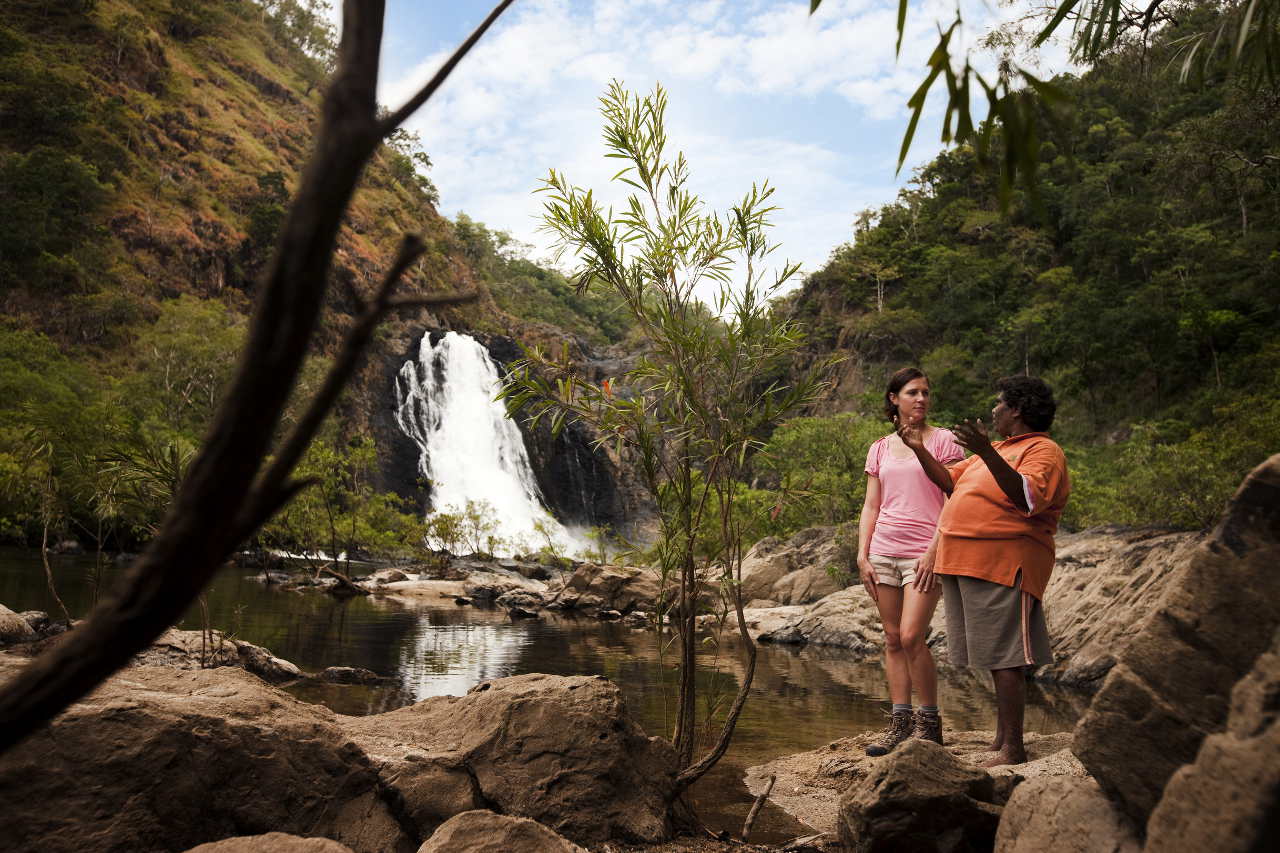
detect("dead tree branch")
[0,0,508,755]
[741,773,776,842]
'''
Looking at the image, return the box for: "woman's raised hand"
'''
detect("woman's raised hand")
[894,414,926,451]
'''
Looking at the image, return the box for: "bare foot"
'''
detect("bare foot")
[981,746,1027,767]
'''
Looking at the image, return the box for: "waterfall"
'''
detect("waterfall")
[394,331,586,557]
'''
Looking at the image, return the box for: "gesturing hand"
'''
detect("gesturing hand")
[893,414,925,451]
[952,418,993,456]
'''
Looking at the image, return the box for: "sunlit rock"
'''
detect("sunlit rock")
[417,810,586,853]
[0,659,411,853]
[1073,453,1280,825]
[994,777,1139,853]
[341,672,677,845]
[0,603,36,646]
[182,833,356,853]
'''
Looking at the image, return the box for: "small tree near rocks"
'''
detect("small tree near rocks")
[501,81,837,791]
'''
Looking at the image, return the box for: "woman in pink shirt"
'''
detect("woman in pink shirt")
[858,367,964,756]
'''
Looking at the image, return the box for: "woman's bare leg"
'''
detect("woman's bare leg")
[899,584,942,706]
[873,584,910,704]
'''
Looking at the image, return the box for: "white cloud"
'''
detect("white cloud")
[376,0,1076,296]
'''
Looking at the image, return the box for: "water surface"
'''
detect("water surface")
[0,547,1085,842]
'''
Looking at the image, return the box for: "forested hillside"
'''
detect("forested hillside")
[2,0,1273,555]
[758,3,1279,533]
[0,0,626,550]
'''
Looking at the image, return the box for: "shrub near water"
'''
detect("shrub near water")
[1065,393,1280,531]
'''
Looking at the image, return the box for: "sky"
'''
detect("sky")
[356,1,1074,286]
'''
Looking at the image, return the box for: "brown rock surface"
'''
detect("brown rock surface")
[183,834,356,853]
[745,729,1076,835]
[417,810,586,852]
[726,604,808,639]
[0,655,412,853]
[739,527,849,606]
[1143,627,1280,851]
[560,563,663,612]
[758,587,945,654]
[462,568,548,601]
[993,777,1139,853]
[1073,454,1280,825]
[1039,528,1202,685]
[739,537,795,601]
[341,672,677,845]
[836,739,1001,852]
[0,603,36,645]
[133,628,304,683]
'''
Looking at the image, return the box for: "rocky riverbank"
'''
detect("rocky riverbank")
[1,454,1276,851]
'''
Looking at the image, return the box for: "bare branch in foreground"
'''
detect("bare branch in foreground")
[377,0,518,136]
[0,0,503,755]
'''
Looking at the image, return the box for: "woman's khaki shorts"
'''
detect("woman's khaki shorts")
[940,571,1052,670]
[869,554,918,587]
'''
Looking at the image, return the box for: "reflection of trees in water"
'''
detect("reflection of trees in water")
[539,629,1088,771]
[0,548,105,618]
[189,573,420,676]
[1,549,1085,760]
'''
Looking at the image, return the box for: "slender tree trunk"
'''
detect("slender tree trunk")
[40,517,71,623]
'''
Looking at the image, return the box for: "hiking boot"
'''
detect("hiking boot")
[865,710,914,756]
[912,711,944,746]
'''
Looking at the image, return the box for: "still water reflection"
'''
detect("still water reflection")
[0,548,1086,841]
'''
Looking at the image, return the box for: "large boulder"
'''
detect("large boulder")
[746,729,1075,835]
[758,586,946,654]
[1072,454,1280,825]
[993,777,1139,853]
[836,739,1001,852]
[740,527,849,606]
[0,603,36,646]
[462,568,547,601]
[739,537,795,601]
[183,834,356,853]
[1143,627,1280,851]
[757,588,883,652]
[559,563,662,612]
[0,657,413,853]
[1039,528,1201,685]
[724,603,808,640]
[341,672,677,845]
[417,810,586,852]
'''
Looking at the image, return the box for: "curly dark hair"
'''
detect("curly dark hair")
[883,367,928,422]
[996,375,1057,431]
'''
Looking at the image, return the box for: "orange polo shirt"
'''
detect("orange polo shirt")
[935,432,1070,600]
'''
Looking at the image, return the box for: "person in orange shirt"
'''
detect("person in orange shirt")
[913,376,1070,767]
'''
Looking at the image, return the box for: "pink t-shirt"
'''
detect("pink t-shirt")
[864,428,965,558]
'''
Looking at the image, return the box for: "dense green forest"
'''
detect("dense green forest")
[745,3,1279,536]
[0,0,1275,558]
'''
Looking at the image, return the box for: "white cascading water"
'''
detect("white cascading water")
[394,331,586,557]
